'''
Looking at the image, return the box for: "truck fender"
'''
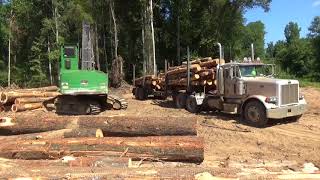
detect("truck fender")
[240,95,274,114]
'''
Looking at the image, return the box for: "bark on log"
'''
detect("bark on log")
[167,64,201,76]
[0,129,104,142]
[0,158,213,179]
[11,103,43,112]
[0,91,60,104]
[199,59,225,68]
[14,97,54,105]
[21,86,59,92]
[0,136,204,162]
[0,115,198,136]
[63,128,104,138]
[0,104,4,112]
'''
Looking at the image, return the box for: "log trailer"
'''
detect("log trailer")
[133,44,307,127]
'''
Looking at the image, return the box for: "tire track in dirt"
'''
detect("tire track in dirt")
[270,125,320,142]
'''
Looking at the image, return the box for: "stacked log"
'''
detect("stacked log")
[166,58,224,88]
[0,115,203,164]
[134,75,163,90]
[0,115,197,136]
[0,136,204,162]
[0,86,60,113]
[133,57,224,95]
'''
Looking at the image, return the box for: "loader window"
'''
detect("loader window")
[64,47,75,58]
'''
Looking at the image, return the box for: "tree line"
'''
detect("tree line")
[0,0,318,87]
[266,17,320,81]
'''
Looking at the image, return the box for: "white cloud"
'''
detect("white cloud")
[313,0,320,7]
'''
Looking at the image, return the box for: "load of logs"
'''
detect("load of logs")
[0,114,204,178]
[0,86,60,113]
[134,57,225,92]
[167,57,224,89]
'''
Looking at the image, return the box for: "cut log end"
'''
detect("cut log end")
[11,104,18,113]
[96,129,104,138]
[0,92,8,104]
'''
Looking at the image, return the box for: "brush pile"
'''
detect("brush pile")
[0,86,60,113]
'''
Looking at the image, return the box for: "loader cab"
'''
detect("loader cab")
[60,45,79,71]
[217,63,274,97]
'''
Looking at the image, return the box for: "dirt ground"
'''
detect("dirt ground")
[0,86,319,179]
[104,87,320,178]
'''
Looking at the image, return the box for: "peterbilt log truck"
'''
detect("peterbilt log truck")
[134,43,307,127]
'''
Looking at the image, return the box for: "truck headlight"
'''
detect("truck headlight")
[265,96,277,104]
[299,94,304,100]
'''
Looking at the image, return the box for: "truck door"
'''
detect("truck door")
[224,66,237,97]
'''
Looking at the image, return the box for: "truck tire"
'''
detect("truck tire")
[244,101,268,128]
[137,88,146,100]
[186,95,201,113]
[134,88,139,99]
[175,93,187,109]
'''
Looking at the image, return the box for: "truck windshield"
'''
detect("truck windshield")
[239,65,273,77]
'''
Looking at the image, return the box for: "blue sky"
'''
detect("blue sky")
[245,0,320,44]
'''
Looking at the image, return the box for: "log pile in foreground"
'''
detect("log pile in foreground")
[0,115,203,177]
[0,86,60,113]
[0,115,197,136]
[0,115,203,163]
[0,136,204,162]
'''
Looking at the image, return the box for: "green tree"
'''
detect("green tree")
[242,21,266,58]
[284,22,301,44]
[308,16,320,80]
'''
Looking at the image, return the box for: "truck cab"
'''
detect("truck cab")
[206,61,307,127]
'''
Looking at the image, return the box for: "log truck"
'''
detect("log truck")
[134,44,307,127]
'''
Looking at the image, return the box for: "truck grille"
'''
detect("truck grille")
[281,84,298,105]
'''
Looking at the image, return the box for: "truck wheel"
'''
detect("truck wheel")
[175,93,187,109]
[186,95,201,113]
[137,88,146,100]
[244,101,268,128]
[134,88,139,99]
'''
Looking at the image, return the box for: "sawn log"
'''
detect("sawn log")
[0,136,204,162]
[0,115,198,136]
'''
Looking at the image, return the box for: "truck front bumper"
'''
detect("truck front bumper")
[267,103,307,119]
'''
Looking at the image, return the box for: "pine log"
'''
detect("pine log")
[200,80,207,86]
[63,128,104,138]
[0,91,61,104]
[167,64,201,76]
[152,80,157,86]
[0,158,213,179]
[0,129,104,143]
[0,115,198,136]
[207,80,214,86]
[0,136,204,162]
[0,104,4,112]
[11,103,43,112]
[199,69,215,78]
[200,59,225,68]
[22,86,59,92]
[14,97,54,105]
[168,78,201,86]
